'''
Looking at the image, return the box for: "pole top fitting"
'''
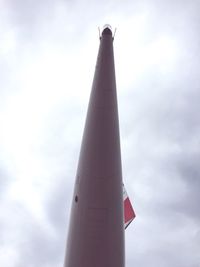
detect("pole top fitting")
[102,24,112,35]
[98,24,116,41]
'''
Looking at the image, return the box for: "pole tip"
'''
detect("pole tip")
[102,24,112,35]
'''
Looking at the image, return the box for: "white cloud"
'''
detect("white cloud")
[0,0,200,267]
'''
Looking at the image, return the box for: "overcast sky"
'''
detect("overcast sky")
[0,0,200,266]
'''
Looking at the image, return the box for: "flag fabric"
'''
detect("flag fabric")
[123,184,136,229]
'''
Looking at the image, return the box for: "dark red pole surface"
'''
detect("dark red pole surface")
[64,26,125,267]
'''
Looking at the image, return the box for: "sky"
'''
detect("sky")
[0,0,200,266]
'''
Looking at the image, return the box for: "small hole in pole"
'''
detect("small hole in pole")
[75,195,78,202]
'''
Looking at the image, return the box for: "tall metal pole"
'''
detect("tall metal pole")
[64,25,125,267]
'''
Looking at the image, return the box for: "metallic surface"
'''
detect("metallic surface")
[64,26,125,267]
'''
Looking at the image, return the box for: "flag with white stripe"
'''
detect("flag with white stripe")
[123,184,136,229]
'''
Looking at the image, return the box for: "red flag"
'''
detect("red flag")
[123,184,136,229]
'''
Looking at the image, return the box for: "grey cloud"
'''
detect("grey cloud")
[119,17,200,264]
[15,214,61,267]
